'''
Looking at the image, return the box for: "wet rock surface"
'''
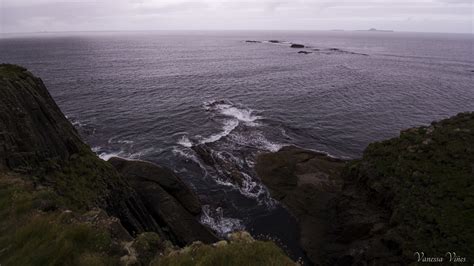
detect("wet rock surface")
[192,143,247,186]
[108,157,219,245]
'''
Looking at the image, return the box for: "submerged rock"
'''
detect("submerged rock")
[192,144,246,186]
[298,51,312,54]
[290,44,305,48]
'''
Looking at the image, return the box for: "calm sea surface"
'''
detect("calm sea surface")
[1,31,473,262]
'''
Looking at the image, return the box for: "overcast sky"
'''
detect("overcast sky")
[1,0,472,34]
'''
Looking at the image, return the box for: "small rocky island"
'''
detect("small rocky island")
[0,64,472,265]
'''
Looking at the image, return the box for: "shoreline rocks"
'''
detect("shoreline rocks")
[256,113,474,265]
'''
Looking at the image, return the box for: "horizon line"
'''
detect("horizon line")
[1,29,473,36]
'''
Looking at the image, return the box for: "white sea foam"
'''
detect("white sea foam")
[240,172,276,208]
[201,119,239,144]
[92,146,155,161]
[172,146,206,167]
[204,100,261,122]
[108,136,134,145]
[177,135,193,148]
[117,140,134,145]
[96,150,124,161]
[200,205,244,237]
[218,104,261,123]
[229,132,284,152]
[128,148,155,160]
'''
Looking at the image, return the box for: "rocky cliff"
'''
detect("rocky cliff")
[0,64,293,265]
[256,113,473,265]
[0,64,160,235]
[2,63,471,265]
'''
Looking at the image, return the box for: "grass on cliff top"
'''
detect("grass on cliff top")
[0,172,116,266]
[346,112,474,259]
[152,241,295,266]
[43,151,123,210]
[0,64,27,77]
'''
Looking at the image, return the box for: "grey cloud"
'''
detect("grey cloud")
[137,2,209,15]
[0,0,472,33]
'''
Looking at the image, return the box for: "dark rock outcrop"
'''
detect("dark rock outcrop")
[256,113,474,265]
[0,65,85,171]
[0,64,162,235]
[256,146,346,264]
[290,44,305,48]
[332,112,474,265]
[108,157,201,215]
[245,40,261,43]
[192,144,246,186]
[298,51,312,54]
[108,157,219,245]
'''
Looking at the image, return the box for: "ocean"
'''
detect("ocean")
[1,30,473,262]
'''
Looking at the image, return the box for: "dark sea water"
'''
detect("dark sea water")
[1,31,473,262]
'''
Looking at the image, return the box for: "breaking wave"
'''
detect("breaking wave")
[204,100,261,123]
[201,119,239,144]
[177,135,193,148]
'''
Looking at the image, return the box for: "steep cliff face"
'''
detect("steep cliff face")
[256,113,474,265]
[0,64,84,171]
[0,64,159,234]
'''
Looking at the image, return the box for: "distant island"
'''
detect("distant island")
[359,28,394,32]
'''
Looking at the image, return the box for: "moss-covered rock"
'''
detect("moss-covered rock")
[256,113,474,265]
[338,112,474,264]
[151,232,295,266]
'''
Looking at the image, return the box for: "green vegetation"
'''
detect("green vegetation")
[344,112,474,259]
[132,232,164,265]
[0,64,28,77]
[152,240,294,266]
[44,151,123,210]
[0,173,116,266]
